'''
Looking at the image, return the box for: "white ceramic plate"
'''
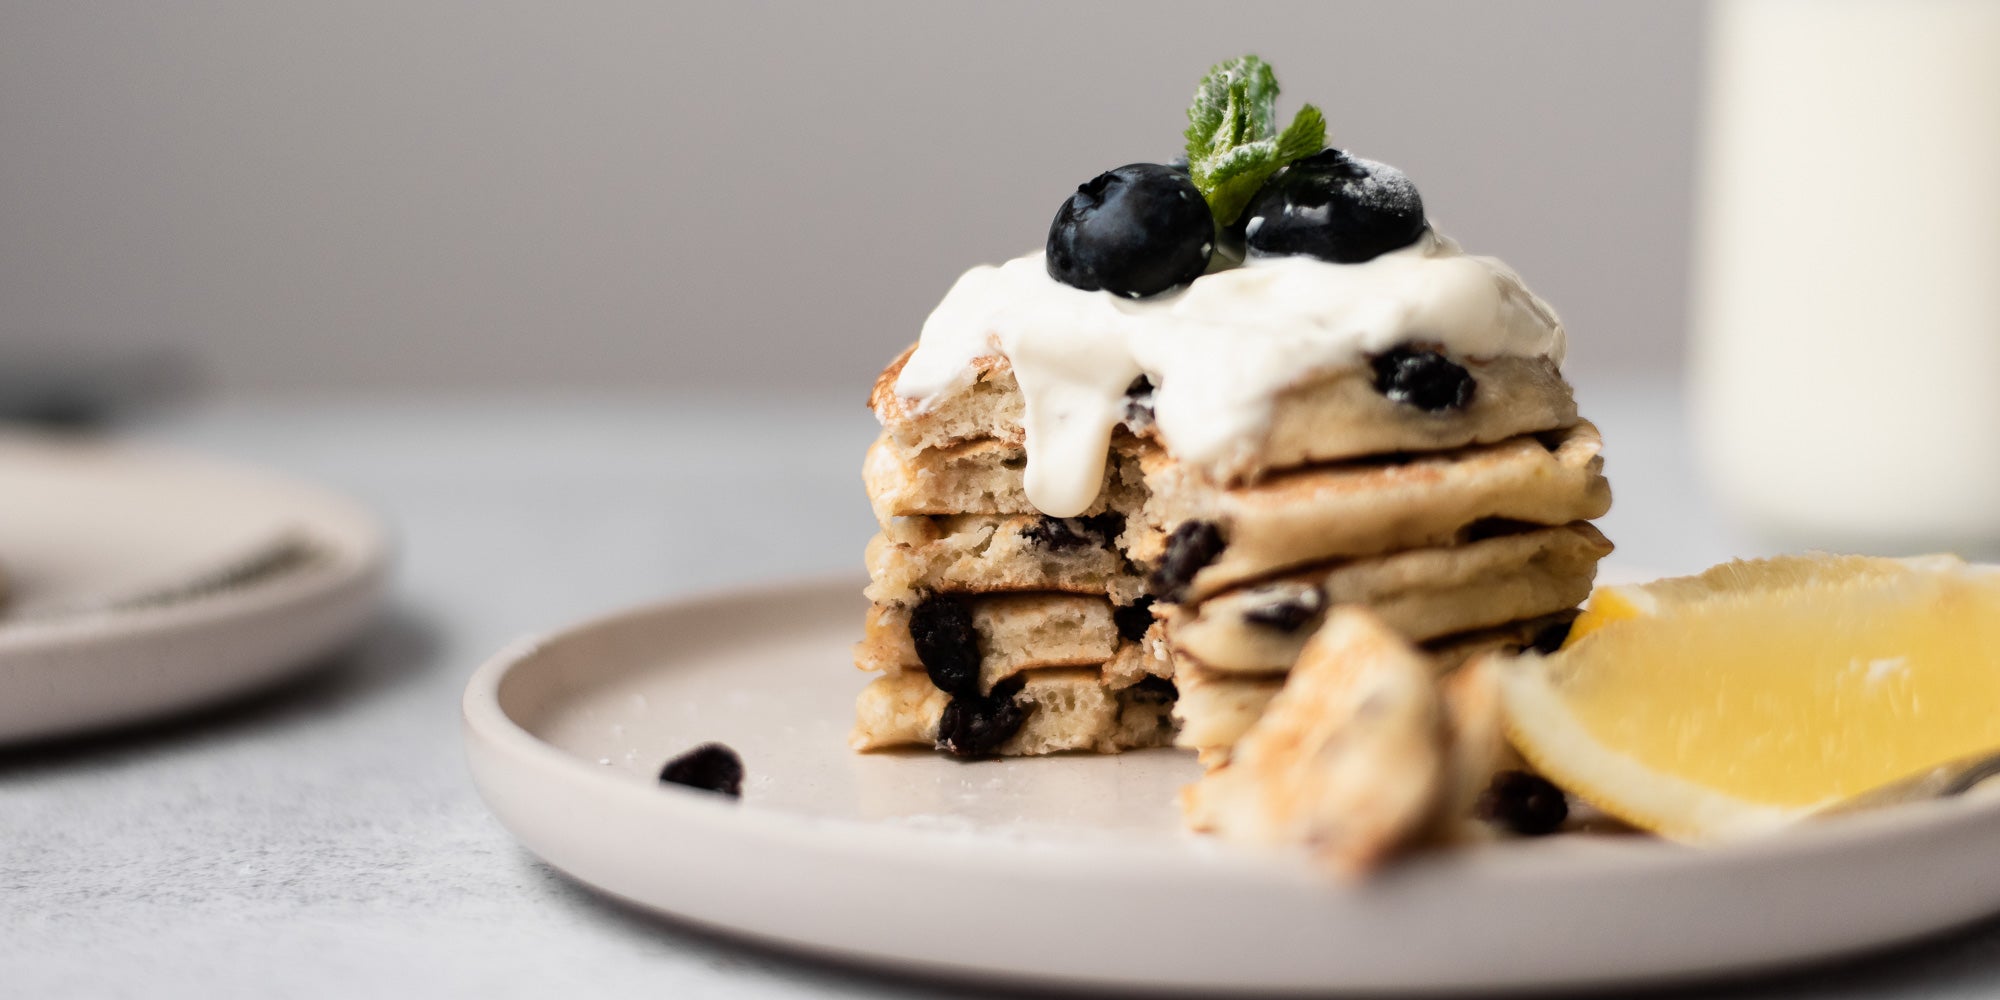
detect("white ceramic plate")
[463,578,2000,995]
[0,430,390,744]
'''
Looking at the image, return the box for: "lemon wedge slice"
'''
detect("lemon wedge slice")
[1500,554,2000,842]
[1567,553,1961,642]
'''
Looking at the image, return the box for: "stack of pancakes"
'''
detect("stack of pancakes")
[854,345,1611,761]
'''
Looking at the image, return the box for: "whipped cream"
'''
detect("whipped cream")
[892,232,1566,517]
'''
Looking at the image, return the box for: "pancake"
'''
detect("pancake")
[871,346,1579,485]
[864,434,1143,525]
[1137,423,1611,603]
[858,325,1606,765]
[1171,612,1576,757]
[851,668,1178,756]
[1183,621,1514,869]
[1164,522,1610,672]
[855,593,1167,694]
[866,421,1609,608]
[1180,608,1446,876]
[864,513,1146,607]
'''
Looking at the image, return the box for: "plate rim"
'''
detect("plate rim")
[463,574,2000,875]
[463,577,2000,993]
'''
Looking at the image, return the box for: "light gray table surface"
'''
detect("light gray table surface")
[6,382,2000,999]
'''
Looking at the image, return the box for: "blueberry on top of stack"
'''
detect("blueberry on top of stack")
[1045,61,1423,299]
[852,54,1610,795]
[1046,164,1214,298]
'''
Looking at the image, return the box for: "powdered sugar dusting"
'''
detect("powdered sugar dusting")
[1342,156,1421,215]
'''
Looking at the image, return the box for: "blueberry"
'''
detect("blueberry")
[1240,585,1324,633]
[1124,375,1157,430]
[937,676,1029,758]
[1529,619,1574,655]
[1124,675,1178,705]
[1113,596,1155,642]
[1047,164,1214,298]
[1243,149,1426,264]
[1475,770,1568,836]
[1371,347,1476,412]
[1080,511,1125,547]
[1022,513,1124,552]
[659,743,743,798]
[1149,520,1226,603]
[909,594,981,698]
[1021,517,1093,551]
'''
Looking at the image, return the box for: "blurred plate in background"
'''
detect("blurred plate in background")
[0,429,391,744]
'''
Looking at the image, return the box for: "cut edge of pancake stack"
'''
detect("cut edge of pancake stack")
[851,351,1176,758]
[854,343,1613,764]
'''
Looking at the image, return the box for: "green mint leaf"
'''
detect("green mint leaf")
[1183,55,1279,162]
[1274,103,1326,164]
[1182,57,1329,226]
[1197,144,1284,228]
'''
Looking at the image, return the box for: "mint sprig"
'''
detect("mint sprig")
[1183,55,1327,226]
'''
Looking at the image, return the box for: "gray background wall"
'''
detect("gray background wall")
[0,1,1702,395]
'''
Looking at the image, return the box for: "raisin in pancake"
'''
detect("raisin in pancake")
[855,594,1167,694]
[1180,608,1447,877]
[865,514,1146,607]
[1164,522,1610,672]
[851,668,1177,756]
[1172,612,1575,757]
[872,346,1578,485]
[1137,422,1611,603]
[865,434,1144,525]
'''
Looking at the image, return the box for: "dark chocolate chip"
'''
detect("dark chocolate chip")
[1529,619,1574,655]
[1371,347,1476,412]
[1125,675,1178,705]
[1148,520,1226,602]
[1475,770,1568,836]
[1240,586,1325,633]
[909,594,981,698]
[937,676,1029,758]
[1113,596,1156,642]
[658,743,744,798]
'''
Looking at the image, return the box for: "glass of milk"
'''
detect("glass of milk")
[1691,0,2000,554]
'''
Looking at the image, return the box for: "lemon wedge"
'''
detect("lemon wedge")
[1567,553,1951,642]
[1500,554,2000,842]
